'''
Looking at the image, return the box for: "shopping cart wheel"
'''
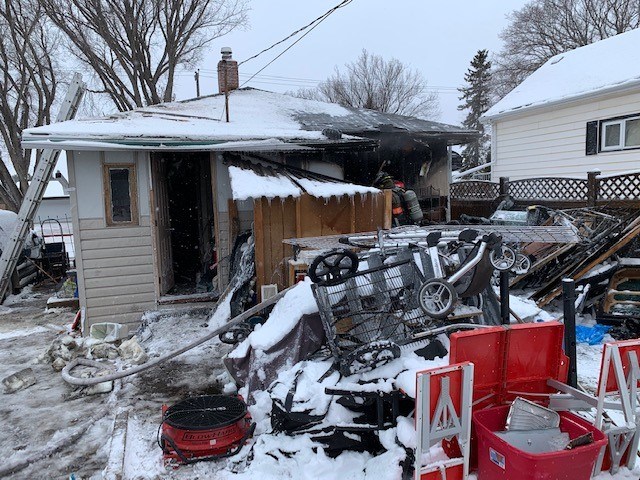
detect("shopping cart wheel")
[514,253,532,275]
[344,341,401,375]
[489,245,517,271]
[418,279,458,319]
[309,249,359,284]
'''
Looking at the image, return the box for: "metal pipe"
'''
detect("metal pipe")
[562,278,578,388]
[61,284,296,386]
[500,271,510,325]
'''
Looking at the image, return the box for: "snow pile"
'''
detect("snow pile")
[484,28,640,118]
[229,279,318,360]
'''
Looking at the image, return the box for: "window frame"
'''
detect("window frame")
[102,162,139,227]
[599,114,640,152]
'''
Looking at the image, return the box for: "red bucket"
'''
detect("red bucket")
[473,405,607,480]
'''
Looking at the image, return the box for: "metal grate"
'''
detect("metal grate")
[450,180,500,200]
[164,395,247,430]
[285,225,581,251]
[509,177,588,202]
[598,171,640,201]
[312,258,428,374]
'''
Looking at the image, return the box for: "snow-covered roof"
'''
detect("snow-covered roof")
[484,28,640,121]
[227,162,379,200]
[22,88,476,151]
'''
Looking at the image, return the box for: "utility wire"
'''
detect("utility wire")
[238,0,353,67]
[238,1,353,88]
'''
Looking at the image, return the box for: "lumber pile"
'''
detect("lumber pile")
[509,208,640,307]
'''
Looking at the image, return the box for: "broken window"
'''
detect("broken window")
[103,163,138,226]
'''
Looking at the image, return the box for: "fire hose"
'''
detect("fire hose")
[61,285,295,386]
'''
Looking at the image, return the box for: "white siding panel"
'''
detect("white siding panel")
[85,273,155,289]
[83,255,152,270]
[492,90,640,181]
[83,264,154,279]
[85,283,155,299]
[89,311,146,326]
[81,236,152,251]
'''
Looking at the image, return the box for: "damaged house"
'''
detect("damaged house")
[21,50,477,334]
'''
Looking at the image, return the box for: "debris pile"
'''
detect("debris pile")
[504,207,640,327]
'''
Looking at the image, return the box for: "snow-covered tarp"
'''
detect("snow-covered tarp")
[228,165,380,200]
[484,28,640,119]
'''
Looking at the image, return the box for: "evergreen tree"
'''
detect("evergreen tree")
[458,50,492,168]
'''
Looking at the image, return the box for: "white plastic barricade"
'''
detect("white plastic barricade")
[415,362,474,480]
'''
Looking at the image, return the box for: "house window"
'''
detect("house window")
[103,163,138,226]
[600,115,640,151]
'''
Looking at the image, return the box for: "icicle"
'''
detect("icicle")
[267,196,273,207]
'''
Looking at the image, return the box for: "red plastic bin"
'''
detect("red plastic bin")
[474,405,607,480]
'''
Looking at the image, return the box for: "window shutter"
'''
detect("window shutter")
[585,121,598,155]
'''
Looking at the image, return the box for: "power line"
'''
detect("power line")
[238,1,353,88]
[238,0,353,67]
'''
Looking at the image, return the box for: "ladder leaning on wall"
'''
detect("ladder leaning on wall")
[0,73,86,302]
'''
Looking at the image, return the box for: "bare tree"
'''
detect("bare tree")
[494,0,640,98]
[40,0,249,111]
[0,0,59,211]
[298,50,440,119]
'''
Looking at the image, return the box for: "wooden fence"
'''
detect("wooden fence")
[450,170,640,219]
[253,191,392,295]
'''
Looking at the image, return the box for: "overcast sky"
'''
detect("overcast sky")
[174,0,531,125]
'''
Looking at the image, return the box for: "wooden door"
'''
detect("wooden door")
[150,156,174,295]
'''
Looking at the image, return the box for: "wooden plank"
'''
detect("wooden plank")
[85,273,155,289]
[81,236,152,251]
[82,246,151,260]
[80,226,151,240]
[295,197,302,238]
[538,221,640,306]
[84,264,154,279]
[297,194,323,237]
[281,198,297,288]
[320,196,352,236]
[268,199,285,289]
[83,255,152,269]
[86,292,155,308]
[85,283,155,299]
[354,194,373,232]
[383,189,392,229]
[253,198,266,296]
[350,195,356,233]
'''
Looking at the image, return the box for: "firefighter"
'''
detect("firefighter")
[374,172,423,226]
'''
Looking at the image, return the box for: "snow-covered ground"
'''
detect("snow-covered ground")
[1,284,640,479]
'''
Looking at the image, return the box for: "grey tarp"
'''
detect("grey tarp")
[223,312,326,399]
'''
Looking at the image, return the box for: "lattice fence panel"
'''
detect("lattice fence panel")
[598,171,640,201]
[450,180,499,200]
[509,177,588,201]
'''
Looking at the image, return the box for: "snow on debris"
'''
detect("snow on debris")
[295,177,379,198]
[230,278,318,355]
[484,28,640,119]
[228,165,380,200]
[228,165,302,200]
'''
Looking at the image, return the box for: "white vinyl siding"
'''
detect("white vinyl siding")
[491,90,640,180]
[69,150,156,333]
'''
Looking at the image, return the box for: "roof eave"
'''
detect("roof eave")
[482,79,640,123]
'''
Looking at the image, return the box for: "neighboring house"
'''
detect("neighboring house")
[483,28,640,181]
[21,50,476,334]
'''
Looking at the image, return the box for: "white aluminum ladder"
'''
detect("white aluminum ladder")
[0,73,86,301]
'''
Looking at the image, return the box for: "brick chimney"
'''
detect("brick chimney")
[218,47,239,94]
